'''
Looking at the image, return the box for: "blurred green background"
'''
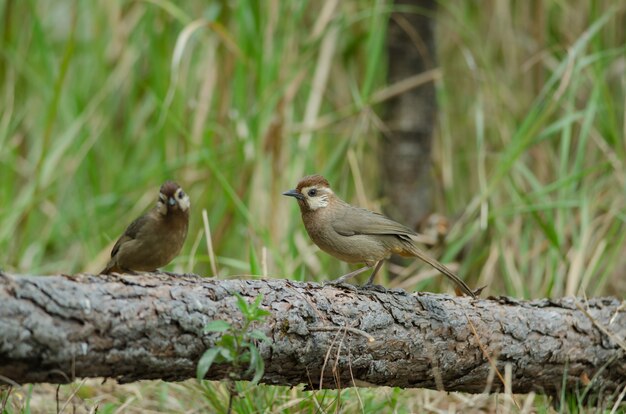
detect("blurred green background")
[1,0,625,412]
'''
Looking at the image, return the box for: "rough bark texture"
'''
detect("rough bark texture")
[0,272,624,397]
[382,0,438,228]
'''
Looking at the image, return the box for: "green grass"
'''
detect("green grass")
[436,1,626,300]
[1,0,625,412]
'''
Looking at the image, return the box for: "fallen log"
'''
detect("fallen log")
[0,272,624,397]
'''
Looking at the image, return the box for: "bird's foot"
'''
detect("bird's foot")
[160,270,183,277]
[325,274,353,285]
[323,280,358,291]
[359,283,387,293]
[179,272,204,280]
[472,285,487,297]
[117,269,138,275]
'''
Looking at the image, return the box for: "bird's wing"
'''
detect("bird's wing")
[110,214,150,258]
[332,206,416,238]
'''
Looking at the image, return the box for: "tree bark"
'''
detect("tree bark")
[382,0,438,229]
[0,272,624,397]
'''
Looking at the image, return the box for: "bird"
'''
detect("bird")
[282,174,481,298]
[100,181,190,274]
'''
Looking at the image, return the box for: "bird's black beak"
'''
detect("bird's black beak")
[282,189,305,200]
[168,197,176,206]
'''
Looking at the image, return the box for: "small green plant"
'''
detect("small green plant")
[196,293,271,385]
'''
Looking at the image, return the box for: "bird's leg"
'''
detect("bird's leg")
[472,285,487,297]
[326,265,372,285]
[364,260,384,286]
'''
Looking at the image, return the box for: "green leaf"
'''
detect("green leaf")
[253,294,263,308]
[249,329,271,343]
[219,347,234,362]
[248,243,261,275]
[204,320,231,333]
[253,308,271,319]
[197,347,220,380]
[218,334,237,349]
[248,343,265,384]
[249,295,270,320]
[234,293,270,321]
[239,350,251,364]
[235,293,251,316]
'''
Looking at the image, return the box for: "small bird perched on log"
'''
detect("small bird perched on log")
[100,181,190,274]
[283,174,480,298]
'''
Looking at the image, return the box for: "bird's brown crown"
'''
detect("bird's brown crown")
[296,175,330,192]
[160,181,181,197]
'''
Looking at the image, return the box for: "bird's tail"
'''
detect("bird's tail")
[405,241,482,298]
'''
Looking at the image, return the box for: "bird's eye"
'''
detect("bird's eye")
[178,191,185,199]
[307,188,317,197]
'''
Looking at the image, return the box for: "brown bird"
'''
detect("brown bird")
[283,174,480,298]
[100,181,190,274]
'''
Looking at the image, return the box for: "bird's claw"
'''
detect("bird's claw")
[472,285,487,297]
[323,280,358,291]
[359,283,387,293]
[181,273,203,280]
[160,270,182,277]
[325,276,351,285]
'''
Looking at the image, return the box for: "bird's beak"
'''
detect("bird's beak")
[282,189,305,200]
[168,197,176,206]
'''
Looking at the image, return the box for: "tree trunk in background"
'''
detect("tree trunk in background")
[1,272,625,399]
[382,0,437,229]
